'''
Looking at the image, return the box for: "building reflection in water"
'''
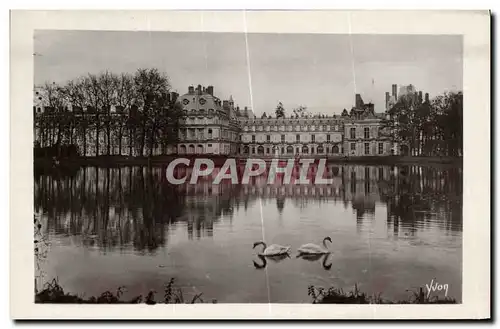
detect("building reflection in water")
[34,163,462,252]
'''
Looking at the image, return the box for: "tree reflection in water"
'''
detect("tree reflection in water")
[34,163,462,253]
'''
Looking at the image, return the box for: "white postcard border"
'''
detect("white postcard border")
[10,10,490,319]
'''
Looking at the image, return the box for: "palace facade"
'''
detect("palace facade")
[33,83,394,157]
[174,84,241,156]
[175,84,393,157]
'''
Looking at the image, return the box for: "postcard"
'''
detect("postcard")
[10,10,490,320]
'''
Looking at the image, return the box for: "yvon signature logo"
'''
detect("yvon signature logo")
[425,279,449,299]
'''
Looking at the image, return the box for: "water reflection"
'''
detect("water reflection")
[253,254,291,269]
[296,253,333,271]
[34,164,463,253]
[34,163,462,302]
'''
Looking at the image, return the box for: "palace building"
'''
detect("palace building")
[174,85,393,157]
[174,84,242,156]
[33,83,394,157]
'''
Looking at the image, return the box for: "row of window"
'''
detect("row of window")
[241,143,386,155]
[244,125,340,132]
[246,127,377,142]
[349,142,385,155]
[249,134,339,143]
[242,145,342,155]
[184,117,225,124]
[186,108,215,114]
[350,127,375,139]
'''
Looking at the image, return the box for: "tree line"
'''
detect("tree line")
[382,91,463,157]
[34,68,184,157]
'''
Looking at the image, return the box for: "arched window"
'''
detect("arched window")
[287,146,293,154]
[302,146,309,154]
[317,146,324,154]
[257,146,265,155]
[332,145,339,154]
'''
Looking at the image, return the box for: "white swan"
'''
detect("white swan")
[253,241,291,256]
[297,236,332,255]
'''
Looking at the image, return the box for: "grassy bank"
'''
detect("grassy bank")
[308,285,457,304]
[35,279,456,304]
[35,278,214,304]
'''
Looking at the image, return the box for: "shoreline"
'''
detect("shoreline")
[34,155,463,169]
[35,278,457,304]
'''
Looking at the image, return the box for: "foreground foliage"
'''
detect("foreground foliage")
[308,285,457,304]
[35,279,457,304]
[35,278,214,304]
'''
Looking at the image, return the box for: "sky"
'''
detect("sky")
[34,31,462,115]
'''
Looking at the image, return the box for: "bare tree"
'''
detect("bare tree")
[34,68,184,159]
[61,78,88,155]
[133,68,171,156]
[83,74,103,156]
[113,73,136,155]
[39,82,67,147]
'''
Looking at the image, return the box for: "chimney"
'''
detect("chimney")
[202,87,206,93]
[223,100,229,108]
[196,84,202,94]
[355,94,364,108]
[207,85,214,96]
[385,92,390,109]
[425,92,430,103]
[188,86,194,94]
[392,84,397,99]
[368,103,375,113]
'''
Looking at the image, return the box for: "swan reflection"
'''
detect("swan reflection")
[253,254,290,269]
[296,253,332,270]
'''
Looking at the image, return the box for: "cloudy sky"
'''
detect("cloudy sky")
[34,31,462,115]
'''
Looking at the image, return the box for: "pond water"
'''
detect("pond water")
[34,163,462,303]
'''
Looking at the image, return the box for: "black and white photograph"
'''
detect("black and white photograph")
[10,10,490,319]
